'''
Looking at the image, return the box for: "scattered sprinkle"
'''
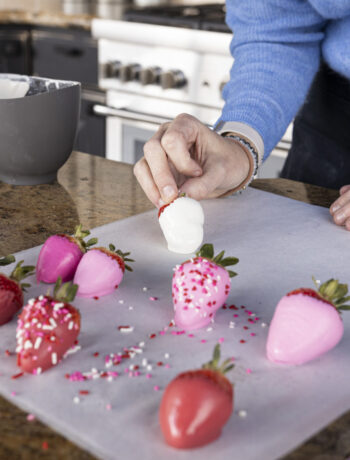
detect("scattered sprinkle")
[218,338,225,344]
[200,339,207,344]
[261,322,267,328]
[238,410,247,418]
[164,353,170,359]
[153,385,160,391]
[240,340,246,344]
[118,325,134,333]
[119,300,124,304]
[27,414,35,422]
[106,404,112,411]
[142,287,148,291]
[246,368,252,374]
[149,297,158,301]
[73,396,80,404]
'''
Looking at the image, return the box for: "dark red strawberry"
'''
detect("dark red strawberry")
[0,255,35,325]
[159,344,234,449]
[16,277,80,374]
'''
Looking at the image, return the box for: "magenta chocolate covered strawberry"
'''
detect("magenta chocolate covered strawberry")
[173,244,239,330]
[36,224,98,284]
[16,278,80,374]
[73,244,134,298]
[267,277,350,365]
[0,255,35,325]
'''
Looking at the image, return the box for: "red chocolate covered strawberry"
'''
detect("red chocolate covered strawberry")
[159,344,234,449]
[16,278,80,374]
[0,255,35,325]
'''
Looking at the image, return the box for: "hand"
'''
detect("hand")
[330,185,350,230]
[133,113,250,207]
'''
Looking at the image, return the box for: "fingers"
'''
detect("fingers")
[340,185,350,195]
[143,128,178,204]
[133,158,162,207]
[160,114,203,177]
[329,187,350,228]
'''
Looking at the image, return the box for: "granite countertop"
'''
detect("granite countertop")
[0,151,349,459]
[0,9,93,30]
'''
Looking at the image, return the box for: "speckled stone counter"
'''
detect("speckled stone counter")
[0,9,93,30]
[0,151,348,460]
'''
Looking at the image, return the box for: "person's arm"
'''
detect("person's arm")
[217,0,327,160]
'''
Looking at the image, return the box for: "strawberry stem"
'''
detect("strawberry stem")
[202,344,235,375]
[196,244,239,278]
[73,224,98,252]
[0,254,16,266]
[312,276,350,311]
[108,244,134,272]
[53,277,78,303]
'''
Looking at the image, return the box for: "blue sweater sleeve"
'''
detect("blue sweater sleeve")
[219,0,327,159]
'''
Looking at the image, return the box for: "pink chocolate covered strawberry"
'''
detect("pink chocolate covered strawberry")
[73,244,134,298]
[16,278,80,374]
[173,244,239,330]
[267,277,350,365]
[36,224,98,283]
[0,255,35,325]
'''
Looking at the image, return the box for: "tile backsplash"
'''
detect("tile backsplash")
[0,0,62,12]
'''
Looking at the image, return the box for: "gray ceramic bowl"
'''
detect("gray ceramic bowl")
[0,74,81,185]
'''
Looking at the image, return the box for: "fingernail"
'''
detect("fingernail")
[193,169,202,176]
[331,204,340,213]
[158,198,165,208]
[335,211,345,223]
[162,185,176,199]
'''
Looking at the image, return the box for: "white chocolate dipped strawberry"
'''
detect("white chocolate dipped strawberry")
[172,244,239,330]
[16,278,80,375]
[267,277,350,365]
[158,195,204,254]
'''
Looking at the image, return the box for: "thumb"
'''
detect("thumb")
[180,164,226,200]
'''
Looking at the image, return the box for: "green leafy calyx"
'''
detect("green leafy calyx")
[53,277,78,303]
[312,276,350,312]
[108,244,134,272]
[73,224,98,253]
[202,344,235,375]
[196,243,239,278]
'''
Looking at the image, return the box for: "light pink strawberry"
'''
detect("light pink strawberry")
[172,244,239,330]
[266,277,350,365]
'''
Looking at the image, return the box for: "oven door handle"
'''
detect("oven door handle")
[93,104,172,126]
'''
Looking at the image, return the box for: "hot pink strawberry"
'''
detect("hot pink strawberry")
[267,277,350,365]
[16,278,80,374]
[0,255,35,325]
[36,224,98,284]
[73,244,134,298]
[173,244,239,330]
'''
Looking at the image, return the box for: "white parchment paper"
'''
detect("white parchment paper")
[0,188,349,460]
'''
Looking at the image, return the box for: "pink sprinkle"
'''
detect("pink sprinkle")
[233,314,239,318]
[149,297,158,301]
[106,404,112,411]
[188,334,194,338]
[27,414,35,421]
[153,385,160,391]
[201,339,207,344]
[218,338,225,344]
[255,317,260,321]
[134,371,141,377]
[11,391,17,396]
[250,333,256,337]
[247,311,252,315]
[165,364,171,369]
[159,331,165,336]
[146,373,152,379]
[246,368,252,374]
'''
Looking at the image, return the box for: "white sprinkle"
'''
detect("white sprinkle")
[28,299,35,306]
[139,341,145,347]
[238,410,247,418]
[50,336,56,342]
[15,346,22,353]
[92,373,100,380]
[36,367,42,375]
[34,337,42,349]
[105,361,112,369]
[119,326,134,333]
[51,353,57,365]
[64,313,72,320]
[53,302,64,311]
[146,364,153,371]
[261,322,267,328]
[68,321,74,330]
[107,376,113,382]
[91,368,98,373]
[38,295,44,301]
[73,396,80,404]
[164,353,170,359]
[37,323,42,329]
[142,287,148,291]
[24,323,30,329]
[31,318,38,324]
[206,327,213,332]
[142,358,148,367]
[49,318,57,328]
[119,300,124,304]
[24,340,33,349]
[42,325,53,331]
[64,345,81,356]
[129,306,134,310]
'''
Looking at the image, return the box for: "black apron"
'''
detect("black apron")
[280,62,350,189]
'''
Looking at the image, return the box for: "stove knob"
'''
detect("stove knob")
[139,66,161,86]
[102,60,122,78]
[119,63,141,82]
[160,70,187,90]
